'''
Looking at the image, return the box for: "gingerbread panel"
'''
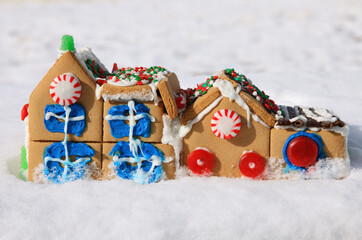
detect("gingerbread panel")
[182,97,270,178]
[103,101,164,143]
[29,51,103,142]
[28,141,102,182]
[102,142,176,180]
[270,128,347,160]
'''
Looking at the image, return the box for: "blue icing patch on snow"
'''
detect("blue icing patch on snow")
[107,103,152,139]
[283,131,325,171]
[44,142,95,184]
[109,141,164,184]
[44,104,86,136]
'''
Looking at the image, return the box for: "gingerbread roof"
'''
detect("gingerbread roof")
[275,105,345,129]
[180,69,277,127]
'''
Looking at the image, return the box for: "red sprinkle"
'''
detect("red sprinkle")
[137,81,143,86]
[96,79,107,86]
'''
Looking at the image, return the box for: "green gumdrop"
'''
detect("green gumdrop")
[60,35,75,52]
[20,146,28,181]
[21,146,28,170]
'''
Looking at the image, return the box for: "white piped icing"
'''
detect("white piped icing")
[213,79,269,128]
[161,115,183,173]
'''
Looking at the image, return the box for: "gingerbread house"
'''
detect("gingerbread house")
[21,35,180,184]
[21,36,350,184]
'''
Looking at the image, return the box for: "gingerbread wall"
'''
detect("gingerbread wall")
[182,97,271,178]
[270,128,347,160]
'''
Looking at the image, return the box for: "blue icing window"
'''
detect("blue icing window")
[106,102,154,139]
[44,142,95,184]
[109,141,164,184]
[44,104,86,136]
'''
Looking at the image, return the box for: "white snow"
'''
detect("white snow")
[1,0,362,239]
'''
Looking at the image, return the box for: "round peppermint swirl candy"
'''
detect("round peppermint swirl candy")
[50,73,82,106]
[211,109,241,139]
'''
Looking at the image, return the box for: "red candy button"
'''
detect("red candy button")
[21,104,29,121]
[287,136,318,167]
[188,148,214,175]
[239,152,265,179]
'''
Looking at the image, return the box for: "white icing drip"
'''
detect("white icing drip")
[149,82,161,106]
[251,113,270,128]
[161,115,183,172]
[95,84,103,100]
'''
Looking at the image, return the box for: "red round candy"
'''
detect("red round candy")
[239,152,265,179]
[287,136,318,167]
[188,148,214,175]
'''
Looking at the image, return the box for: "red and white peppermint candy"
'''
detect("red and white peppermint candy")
[211,109,241,139]
[50,73,82,106]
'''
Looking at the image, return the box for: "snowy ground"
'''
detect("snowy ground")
[1,0,362,239]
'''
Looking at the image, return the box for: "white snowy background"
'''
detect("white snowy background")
[1,0,362,239]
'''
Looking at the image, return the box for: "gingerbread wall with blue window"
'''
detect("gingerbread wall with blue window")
[102,100,176,183]
[27,51,103,182]
[26,50,176,183]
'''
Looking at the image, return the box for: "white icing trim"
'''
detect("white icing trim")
[299,106,338,123]
[161,115,183,173]
[75,47,108,81]
[213,79,269,128]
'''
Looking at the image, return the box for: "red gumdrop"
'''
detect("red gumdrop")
[21,104,29,121]
[239,152,265,179]
[188,148,214,175]
[287,136,318,167]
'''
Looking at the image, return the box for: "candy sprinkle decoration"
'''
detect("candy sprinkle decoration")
[50,73,82,106]
[211,109,241,139]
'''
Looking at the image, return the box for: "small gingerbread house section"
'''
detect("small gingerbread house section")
[22,36,180,184]
[178,69,349,179]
